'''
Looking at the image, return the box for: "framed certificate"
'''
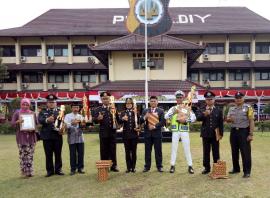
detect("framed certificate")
[19,113,36,131]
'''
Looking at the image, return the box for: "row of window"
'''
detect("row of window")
[204,42,270,54]
[190,70,270,81]
[19,72,107,83]
[0,45,92,57]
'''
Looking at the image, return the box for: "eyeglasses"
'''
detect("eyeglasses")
[176,97,183,99]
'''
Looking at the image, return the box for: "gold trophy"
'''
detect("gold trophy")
[55,105,66,135]
[109,96,119,129]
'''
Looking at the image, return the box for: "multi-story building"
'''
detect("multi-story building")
[0,7,270,106]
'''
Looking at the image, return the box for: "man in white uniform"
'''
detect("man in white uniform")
[165,90,196,174]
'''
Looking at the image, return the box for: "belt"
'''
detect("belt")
[232,127,248,131]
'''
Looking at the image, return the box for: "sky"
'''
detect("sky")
[0,0,270,30]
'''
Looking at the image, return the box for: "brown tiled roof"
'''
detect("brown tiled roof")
[90,80,205,92]
[190,61,270,69]
[1,7,270,37]
[91,34,204,51]
[6,63,107,71]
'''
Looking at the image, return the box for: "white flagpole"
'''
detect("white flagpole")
[144,0,148,108]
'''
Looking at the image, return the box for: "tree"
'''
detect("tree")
[263,104,270,114]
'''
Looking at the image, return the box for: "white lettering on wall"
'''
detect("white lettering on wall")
[194,14,211,23]
[113,16,125,24]
[112,14,211,24]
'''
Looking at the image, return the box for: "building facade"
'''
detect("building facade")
[0,7,270,103]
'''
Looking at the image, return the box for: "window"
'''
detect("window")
[73,72,97,83]
[204,43,225,54]
[100,74,108,82]
[73,45,92,56]
[21,45,41,57]
[48,72,69,83]
[202,71,224,81]
[189,72,199,82]
[0,45,15,57]
[229,70,250,81]
[256,42,270,54]
[133,52,164,70]
[22,72,43,83]
[229,43,250,54]
[3,72,16,83]
[47,45,68,57]
[255,70,270,80]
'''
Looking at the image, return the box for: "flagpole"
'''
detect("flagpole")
[144,0,148,108]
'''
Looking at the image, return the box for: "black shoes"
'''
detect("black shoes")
[45,172,54,177]
[110,167,119,172]
[229,170,240,174]
[55,171,65,176]
[188,166,194,174]
[201,169,210,175]
[131,169,136,173]
[78,169,85,174]
[126,169,131,173]
[157,168,164,173]
[143,168,150,172]
[170,166,175,173]
[70,171,75,176]
[243,173,250,178]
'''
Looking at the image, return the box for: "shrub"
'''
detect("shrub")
[0,122,15,134]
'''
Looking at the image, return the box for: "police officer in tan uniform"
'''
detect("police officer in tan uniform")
[226,91,254,178]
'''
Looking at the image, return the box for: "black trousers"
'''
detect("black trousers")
[43,138,63,174]
[144,136,163,169]
[69,143,84,172]
[230,128,252,174]
[202,137,220,171]
[100,136,117,168]
[123,138,138,170]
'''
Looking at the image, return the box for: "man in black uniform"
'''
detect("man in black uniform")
[226,91,254,178]
[196,91,223,174]
[140,96,165,172]
[38,94,64,177]
[93,91,120,172]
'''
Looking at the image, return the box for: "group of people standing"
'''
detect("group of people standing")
[12,89,254,179]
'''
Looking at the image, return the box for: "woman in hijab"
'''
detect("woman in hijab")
[12,98,37,178]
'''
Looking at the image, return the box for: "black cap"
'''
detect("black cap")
[235,91,245,99]
[71,102,81,107]
[46,94,58,101]
[100,91,111,97]
[204,91,215,99]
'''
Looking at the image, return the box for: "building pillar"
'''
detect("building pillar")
[199,70,203,85]
[15,39,20,65]
[251,35,256,62]
[16,72,22,91]
[225,69,229,89]
[96,71,100,85]
[69,71,74,91]
[250,68,255,89]
[68,38,73,64]
[199,36,203,63]
[43,71,48,91]
[225,35,230,63]
[108,52,114,81]
[41,39,47,64]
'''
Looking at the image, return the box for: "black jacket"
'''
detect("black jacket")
[93,106,120,138]
[196,106,224,138]
[140,107,165,138]
[38,108,63,140]
[119,109,139,139]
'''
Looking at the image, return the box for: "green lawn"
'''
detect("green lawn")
[0,132,270,198]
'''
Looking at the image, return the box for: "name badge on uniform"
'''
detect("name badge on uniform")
[181,109,188,114]
[180,125,189,131]
[171,125,177,129]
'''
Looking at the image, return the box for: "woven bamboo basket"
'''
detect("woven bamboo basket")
[209,160,228,179]
[96,160,112,182]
